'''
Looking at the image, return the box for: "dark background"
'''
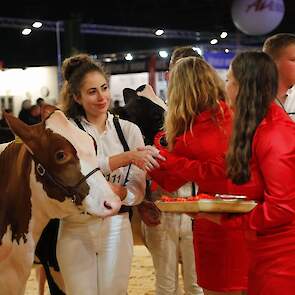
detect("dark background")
[1,0,294,67]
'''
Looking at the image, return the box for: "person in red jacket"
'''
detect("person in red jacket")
[220,51,295,295]
[150,51,295,295]
[149,56,249,295]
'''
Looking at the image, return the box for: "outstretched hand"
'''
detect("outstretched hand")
[130,146,165,172]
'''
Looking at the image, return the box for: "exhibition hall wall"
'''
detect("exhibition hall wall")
[0,65,227,117]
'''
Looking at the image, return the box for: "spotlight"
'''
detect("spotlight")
[155,29,164,36]
[125,53,133,61]
[159,50,168,58]
[32,22,43,28]
[210,39,218,45]
[220,32,228,39]
[22,28,32,35]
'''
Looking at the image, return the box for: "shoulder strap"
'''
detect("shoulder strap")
[113,115,130,152]
[73,118,98,155]
[74,118,86,132]
[113,115,131,185]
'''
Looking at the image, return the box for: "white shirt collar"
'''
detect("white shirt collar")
[80,112,114,132]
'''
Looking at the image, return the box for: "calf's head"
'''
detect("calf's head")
[4,105,122,218]
[123,84,166,145]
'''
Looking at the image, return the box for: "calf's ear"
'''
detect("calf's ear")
[4,112,44,153]
[4,112,36,148]
[41,104,59,120]
[123,88,141,105]
[135,84,146,92]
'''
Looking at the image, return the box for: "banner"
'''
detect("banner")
[104,58,169,74]
[204,51,236,69]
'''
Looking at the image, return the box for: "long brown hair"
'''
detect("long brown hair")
[59,53,108,119]
[164,56,226,150]
[226,51,278,184]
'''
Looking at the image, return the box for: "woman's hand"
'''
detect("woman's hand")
[129,146,165,171]
[109,182,127,201]
[108,146,165,172]
[137,145,165,159]
[194,212,222,224]
[134,145,166,171]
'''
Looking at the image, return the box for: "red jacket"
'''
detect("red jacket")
[150,101,249,291]
[150,102,295,294]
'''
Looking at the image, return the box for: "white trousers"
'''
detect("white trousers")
[56,213,133,295]
[142,212,203,295]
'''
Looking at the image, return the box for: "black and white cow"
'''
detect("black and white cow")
[122,84,167,145]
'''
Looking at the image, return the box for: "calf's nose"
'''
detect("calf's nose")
[103,200,121,214]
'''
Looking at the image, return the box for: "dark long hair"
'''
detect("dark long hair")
[226,51,278,184]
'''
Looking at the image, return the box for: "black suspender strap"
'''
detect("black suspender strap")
[74,118,86,132]
[113,115,131,186]
[113,116,130,152]
[113,115,133,217]
[74,118,98,155]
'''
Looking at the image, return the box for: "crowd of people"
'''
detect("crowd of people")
[0,32,295,295]
[0,97,45,143]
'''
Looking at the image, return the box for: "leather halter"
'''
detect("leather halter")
[33,155,100,205]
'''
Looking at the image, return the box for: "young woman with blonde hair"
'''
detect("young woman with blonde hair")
[149,56,248,295]
[142,47,204,295]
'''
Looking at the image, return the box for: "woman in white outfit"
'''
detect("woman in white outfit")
[57,53,162,295]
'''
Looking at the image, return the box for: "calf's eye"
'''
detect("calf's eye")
[55,150,66,162]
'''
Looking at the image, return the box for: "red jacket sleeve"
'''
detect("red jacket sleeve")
[148,149,226,192]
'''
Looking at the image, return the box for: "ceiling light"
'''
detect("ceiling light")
[22,28,32,35]
[155,29,164,36]
[159,50,168,58]
[210,39,218,45]
[32,22,43,28]
[104,57,112,62]
[220,32,228,39]
[125,53,133,61]
[225,48,229,53]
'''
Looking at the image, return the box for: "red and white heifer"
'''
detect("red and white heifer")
[0,105,122,295]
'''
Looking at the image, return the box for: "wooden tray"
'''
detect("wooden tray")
[155,199,257,213]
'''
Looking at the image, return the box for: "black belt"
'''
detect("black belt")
[118,205,131,213]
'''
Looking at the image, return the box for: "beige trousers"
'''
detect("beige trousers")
[142,212,203,295]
